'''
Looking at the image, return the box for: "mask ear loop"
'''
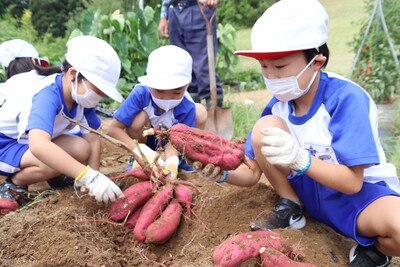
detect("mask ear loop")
[296,55,320,79]
[74,71,89,97]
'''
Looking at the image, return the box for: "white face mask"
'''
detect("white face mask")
[151,95,184,112]
[264,55,319,102]
[71,73,103,108]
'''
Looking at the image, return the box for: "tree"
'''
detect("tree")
[29,0,85,37]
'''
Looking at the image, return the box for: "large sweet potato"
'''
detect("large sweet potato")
[133,185,174,242]
[213,230,285,267]
[152,123,245,170]
[145,200,183,244]
[174,184,193,219]
[126,206,143,229]
[109,181,155,222]
[260,247,316,267]
[0,199,20,214]
[110,166,151,181]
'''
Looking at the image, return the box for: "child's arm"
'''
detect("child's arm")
[261,127,365,194]
[107,118,138,150]
[194,157,262,187]
[28,129,123,202]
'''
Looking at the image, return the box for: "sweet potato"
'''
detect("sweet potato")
[110,166,151,181]
[133,185,174,242]
[174,184,193,219]
[126,206,143,229]
[152,123,246,170]
[260,247,316,267]
[0,199,20,214]
[213,230,285,267]
[109,181,155,222]
[145,200,183,244]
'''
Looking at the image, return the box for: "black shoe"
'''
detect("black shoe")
[250,198,306,231]
[47,175,75,189]
[349,245,391,267]
[0,177,29,206]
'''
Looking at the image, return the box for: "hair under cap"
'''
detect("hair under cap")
[0,39,49,69]
[66,35,123,102]
[235,0,328,60]
[138,45,192,90]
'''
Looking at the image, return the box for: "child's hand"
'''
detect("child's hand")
[132,144,158,165]
[192,161,228,183]
[163,156,179,179]
[75,167,124,203]
[260,127,310,172]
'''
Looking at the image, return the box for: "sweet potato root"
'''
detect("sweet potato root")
[133,185,174,242]
[110,166,151,182]
[260,247,316,267]
[174,184,193,219]
[0,199,20,214]
[109,181,155,222]
[145,200,183,244]
[149,123,246,170]
[126,206,143,229]
[213,230,285,267]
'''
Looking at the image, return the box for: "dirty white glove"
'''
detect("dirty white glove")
[193,161,229,184]
[75,166,123,203]
[163,155,179,179]
[260,127,311,174]
[132,143,164,168]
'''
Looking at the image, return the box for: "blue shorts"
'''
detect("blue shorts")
[290,173,400,245]
[0,135,28,176]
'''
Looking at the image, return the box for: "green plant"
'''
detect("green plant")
[350,0,400,104]
[228,99,263,140]
[76,6,164,105]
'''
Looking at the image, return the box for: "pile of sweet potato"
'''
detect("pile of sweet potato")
[213,230,316,267]
[109,178,196,244]
[110,123,247,244]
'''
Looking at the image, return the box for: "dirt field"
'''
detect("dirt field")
[1,90,399,267]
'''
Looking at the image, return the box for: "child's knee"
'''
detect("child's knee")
[195,103,207,129]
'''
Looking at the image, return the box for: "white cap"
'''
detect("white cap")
[0,39,49,69]
[138,45,192,90]
[66,35,123,103]
[235,0,328,60]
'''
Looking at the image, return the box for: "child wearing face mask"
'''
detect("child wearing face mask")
[107,45,207,178]
[193,0,400,266]
[0,35,124,213]
[0,39,101,190]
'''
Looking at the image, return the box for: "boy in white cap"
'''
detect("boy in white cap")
[0,39,49,80]
[107,45,207,177]
[195,0,399,266]
[0,35,124,212]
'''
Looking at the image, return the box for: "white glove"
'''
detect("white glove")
[132,143,164,168]
[75,167,124,203]
[193,161,228,183]
[163,155,179,179]
[260,127,310,172]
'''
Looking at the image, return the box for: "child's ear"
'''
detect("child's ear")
[313,55,327,70]
[66,67,78,81]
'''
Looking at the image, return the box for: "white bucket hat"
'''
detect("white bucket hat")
[0,39,49,69]
[235,0,328,60]
[66,35,123,103]
[138,45,192,90]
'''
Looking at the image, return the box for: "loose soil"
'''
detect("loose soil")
[1,90,399,267]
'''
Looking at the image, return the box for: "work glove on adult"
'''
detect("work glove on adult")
[193,161,228,183]
[163,155,179,179]
[75,167,123,203]
[260,127,310,173]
